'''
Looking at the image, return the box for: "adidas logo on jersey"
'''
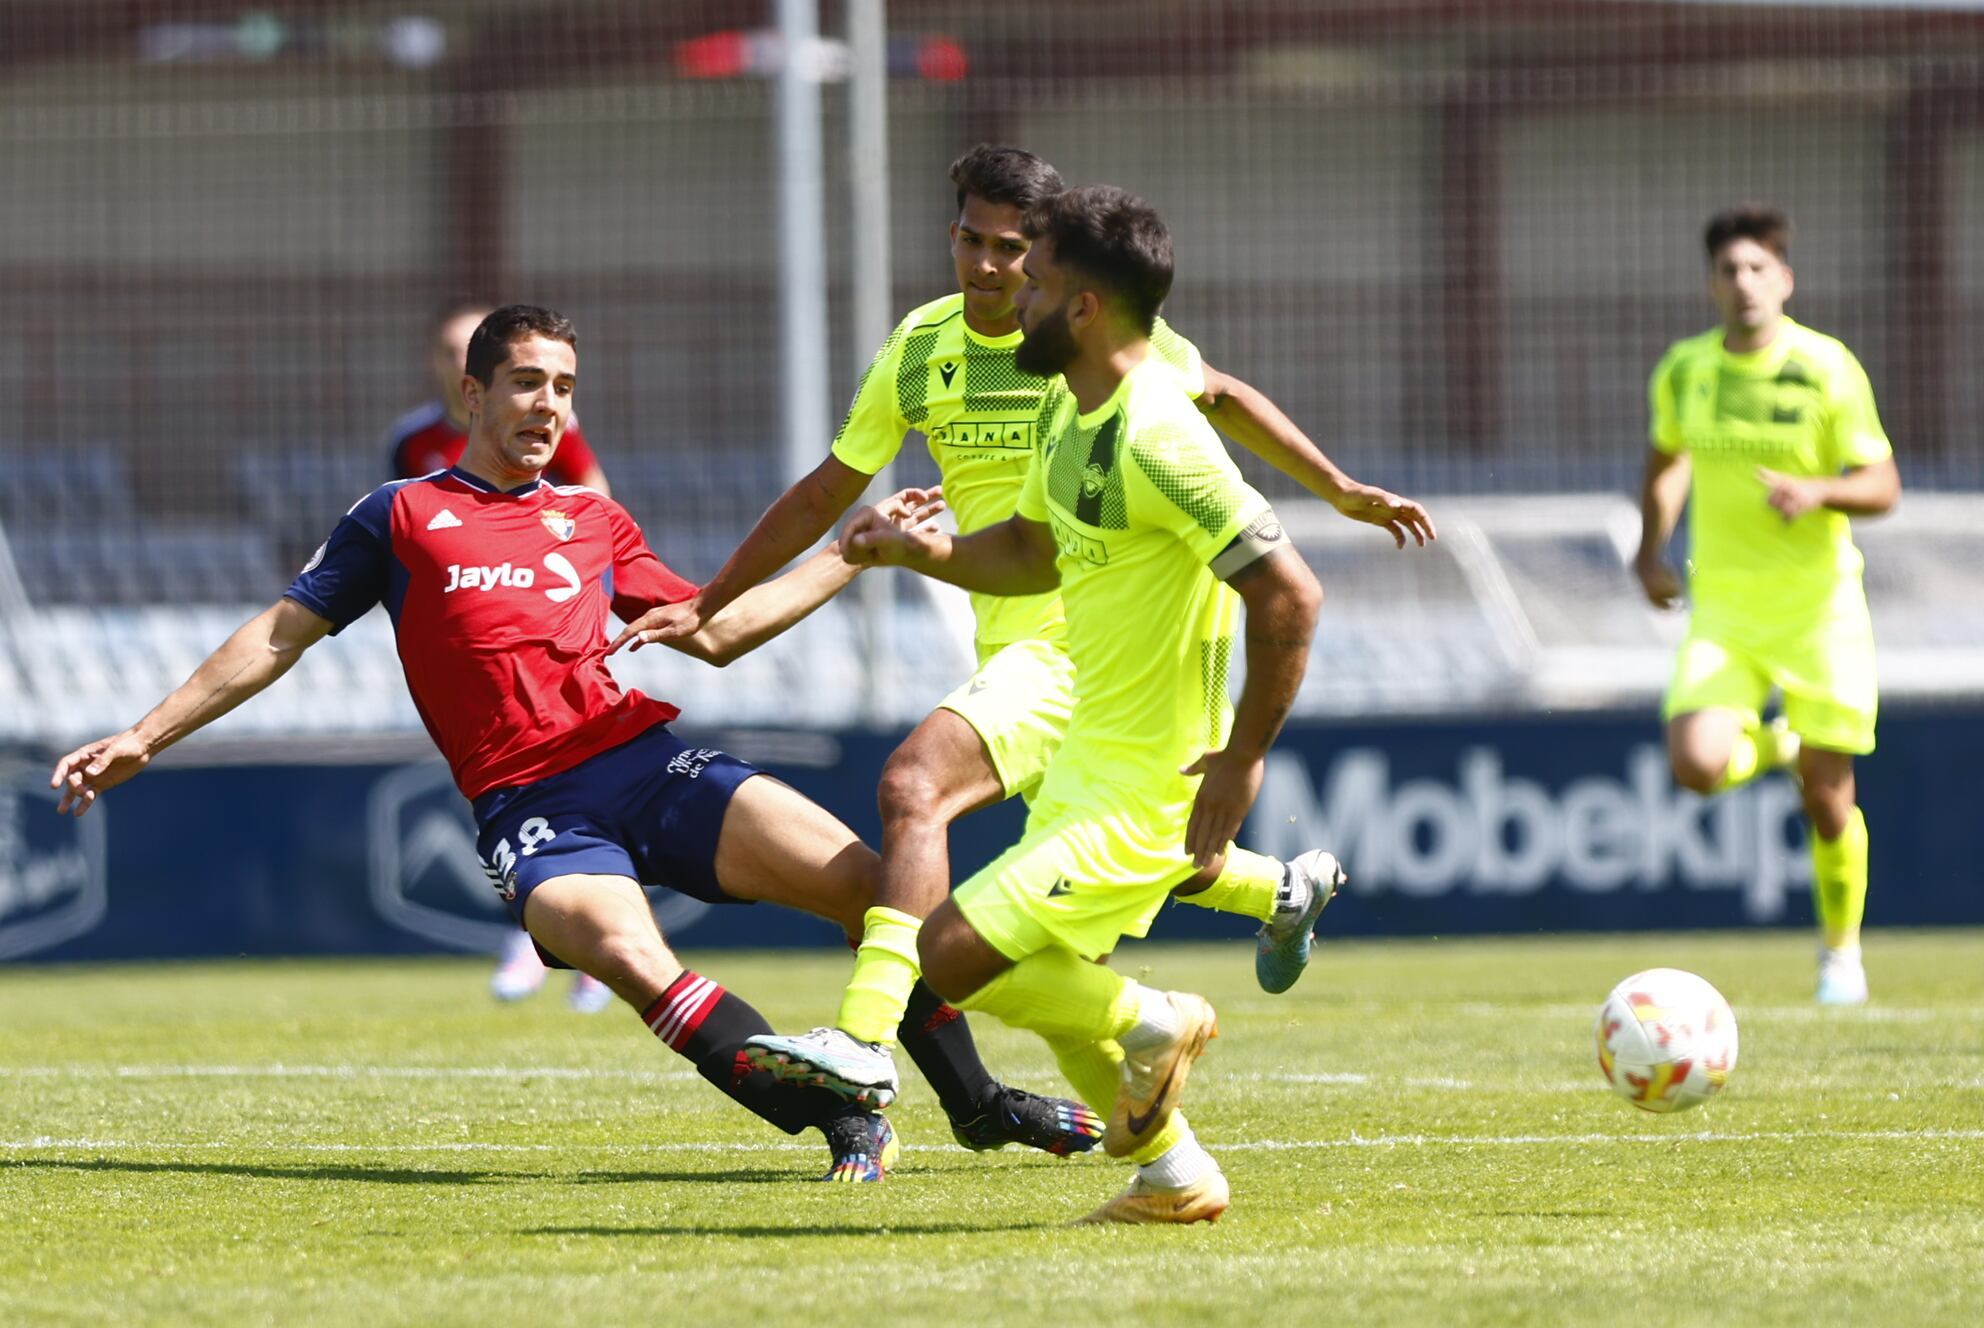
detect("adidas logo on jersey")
[427,509,463,531]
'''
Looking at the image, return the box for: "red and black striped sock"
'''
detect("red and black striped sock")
[641,970,846,1136]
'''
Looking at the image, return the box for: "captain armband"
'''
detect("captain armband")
[1210,509,1288,581]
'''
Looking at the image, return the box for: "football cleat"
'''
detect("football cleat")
[1103,992,1218,1159]
[950,1086,1104,1155]
[820,1110,899,1183]
[489,931,547,1002]
[744,1026,900,1108]
[1076,1168,1230,1225]
[567,973,615,1014]
[1816,946,1868,1006]
[1255,849,1345,994]
[1764,715,1802,779]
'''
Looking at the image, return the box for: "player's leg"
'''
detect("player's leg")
[1663,635,1784,793]
[1173,844,1347,994]
[475,745,888,1181]
[519,870,880,1169]
[708,769,1098,1150]
[924,817,1227,1223]
[1799,747,1869,1004]
[1782,634,1878,1003]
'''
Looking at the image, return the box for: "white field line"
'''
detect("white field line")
[0,1065,697,1083]
[1450,1003,1981,1023]
[4,1065,1977,1098]
[4,1129,1984,1155]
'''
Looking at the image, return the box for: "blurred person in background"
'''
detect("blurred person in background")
[1637,205,1901,1005]
[391,298,613,1010]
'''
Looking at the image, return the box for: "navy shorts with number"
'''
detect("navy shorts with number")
[472,724,762,953]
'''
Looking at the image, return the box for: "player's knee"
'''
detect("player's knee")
[578,926,676,993]
[877,751,945,825]
[1669,750,1724,794]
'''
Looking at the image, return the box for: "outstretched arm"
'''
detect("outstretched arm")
[626,455,877,645]
[1197,362,1436,548]
[50,597,334,815]
[1634,445,1692,609]
[1181,546,1323,866]
[839,505,1060,597]
[617,487,945,663]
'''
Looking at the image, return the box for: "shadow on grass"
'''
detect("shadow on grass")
[2,1157,516,1186]
[4,1158,880,1188]
[527,1219,1053,1238]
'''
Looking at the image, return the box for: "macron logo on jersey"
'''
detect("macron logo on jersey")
[444,552,585,601]
[426,509,463,531]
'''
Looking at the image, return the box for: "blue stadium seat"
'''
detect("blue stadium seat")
[0,447,137,528]
[10,524,280,606]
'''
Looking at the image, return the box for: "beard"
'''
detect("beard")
[1014,302,1078,378]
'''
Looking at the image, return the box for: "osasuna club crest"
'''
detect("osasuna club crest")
[540,509,576,541]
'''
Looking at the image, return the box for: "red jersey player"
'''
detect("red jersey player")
[388,300,608,492]
[51,305,1102,1180]
[396,301,610,1008]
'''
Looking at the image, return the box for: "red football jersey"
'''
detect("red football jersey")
[287,468,697,798]
[387,400,603,487]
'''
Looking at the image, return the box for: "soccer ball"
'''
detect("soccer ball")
[1594,968,1738,1113]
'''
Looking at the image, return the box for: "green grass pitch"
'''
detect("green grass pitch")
[4,931,1982,1326]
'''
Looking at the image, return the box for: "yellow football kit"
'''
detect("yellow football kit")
[1649,318,1891,754]
[832,292,1205,797]
[952,358,1277,961]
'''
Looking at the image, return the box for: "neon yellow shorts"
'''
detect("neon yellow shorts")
[952,780,1199,963]
[937,636,1075,802]
[1661,624,1878,755]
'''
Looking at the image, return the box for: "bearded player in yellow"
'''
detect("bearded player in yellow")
[1636,205,1900,1005]
[615,146,1432,1139]
[844,183,1321,1222]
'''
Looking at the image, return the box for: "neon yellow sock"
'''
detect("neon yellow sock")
[834,907,923,1045]
[1173,847,1284,922]
[1811,806,1869,950]
[960,947,1138,1044]
[1044,1032,1187,1164]
[1044,1033,1122,1114]
[1715,729,1762,791]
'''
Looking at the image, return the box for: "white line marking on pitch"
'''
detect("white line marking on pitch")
[0,1065,699,1083]
[5,1129,1982,1154]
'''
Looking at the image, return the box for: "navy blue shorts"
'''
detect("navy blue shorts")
[472,724,762,950]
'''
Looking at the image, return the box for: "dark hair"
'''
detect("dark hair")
[464,304,577,386]
[1705,205,1790,262]
[949,144,1064,214]
[1022,185,1174,332]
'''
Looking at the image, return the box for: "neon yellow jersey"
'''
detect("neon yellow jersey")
[831,292,1204,648]
[1016,356,1271,801]
[1649,318,1891,635]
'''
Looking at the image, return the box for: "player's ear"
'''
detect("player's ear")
[1070,289,1101,333]
[460,374,482,415]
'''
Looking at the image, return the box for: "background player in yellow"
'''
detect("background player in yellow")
[839,184,1323,1223]
[1635,205,1900,1005]
[614,146,1432,1126]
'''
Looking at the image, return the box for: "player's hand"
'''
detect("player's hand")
[609,596,709,654]
[870,485,946,535]
[1180,746,1267,869]
[50,730,152,817]
[1757,467,1824,522]
[840,504,946,569]
[1332,483,1437,548]
[1635,555,1684,610]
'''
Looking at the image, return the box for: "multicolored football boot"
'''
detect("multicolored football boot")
[950,1086,1104,1155]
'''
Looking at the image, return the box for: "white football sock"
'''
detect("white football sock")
[1138,1126,1215,1189]
[1117,985,1182,1054]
